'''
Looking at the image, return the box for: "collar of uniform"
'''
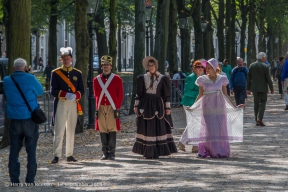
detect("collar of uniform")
[61,65,73,72]
[102,72,111,79]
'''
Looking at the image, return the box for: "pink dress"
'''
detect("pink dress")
[184,74,241,159]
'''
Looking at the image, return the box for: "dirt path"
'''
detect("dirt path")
[1,81,288,191]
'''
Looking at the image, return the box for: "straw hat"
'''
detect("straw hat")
[142,56,158,70]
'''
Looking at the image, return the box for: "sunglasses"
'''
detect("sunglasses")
[194,66,204,69]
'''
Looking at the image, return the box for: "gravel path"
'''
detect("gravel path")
[0,81,288,191]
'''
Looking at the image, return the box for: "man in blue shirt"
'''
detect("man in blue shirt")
[230,57,248,105]
[281,53,288,110]
[3,58,44,184]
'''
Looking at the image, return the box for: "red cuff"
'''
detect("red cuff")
[75,91,81,100]
[59,90,67,99]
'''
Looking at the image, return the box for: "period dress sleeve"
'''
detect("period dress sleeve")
[195,76,205,86]
[221,75,229,86]
[161,76,171,109]
[134,75,145,107]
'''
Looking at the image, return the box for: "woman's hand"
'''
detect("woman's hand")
[134,107,138,114]
[166,109,171,115]
[236,104,245,108]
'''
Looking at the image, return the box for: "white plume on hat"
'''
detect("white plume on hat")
[60,47,73,57]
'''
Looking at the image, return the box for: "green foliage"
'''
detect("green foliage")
[31,0,76,32]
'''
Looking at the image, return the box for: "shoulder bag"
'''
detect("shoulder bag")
[10,75,46,124]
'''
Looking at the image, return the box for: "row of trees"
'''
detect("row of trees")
[1,0,288,148]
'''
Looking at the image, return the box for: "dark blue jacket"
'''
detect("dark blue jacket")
[230,66,248,89]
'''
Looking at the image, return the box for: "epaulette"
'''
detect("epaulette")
[73,68,82,73]
[52,67,61,72]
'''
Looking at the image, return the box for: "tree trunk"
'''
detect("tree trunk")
[153,0,170,74]
[48,0,58,68]
[192,0,203,60]
[230,0,236,67]
[266,24,273,63]
[95,7,108,74]
[257,11,266,53]
[117,13,122,72]
[109,0,117,73]
[1,0,31,149]
[129,0,145,115]
[150,24,154,57]
[217,0,225,62]
[167,0,178,74]
[239,0,248,61]
[74,0,90,133]
[202,0,213,59]
[184,27,191,73]
[247,0,256,66]
[225,0,231,62]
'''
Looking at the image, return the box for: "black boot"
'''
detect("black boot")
[108,132,117,160]
[100,133,109,160]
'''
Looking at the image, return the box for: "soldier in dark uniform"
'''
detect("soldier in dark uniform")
[50,47,85,163]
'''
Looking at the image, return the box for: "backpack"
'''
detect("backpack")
[234,67,247,79]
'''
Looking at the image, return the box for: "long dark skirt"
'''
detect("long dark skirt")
[132,113,177,158]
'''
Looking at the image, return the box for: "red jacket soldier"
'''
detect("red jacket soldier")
[93,55,123,160]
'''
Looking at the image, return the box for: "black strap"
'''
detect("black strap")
[10,75,32,112]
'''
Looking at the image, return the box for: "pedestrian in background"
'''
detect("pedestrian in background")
[247,52,274,126]
[3,58,44,184]
[281,53,288,110]
[42,60,55,91]
[230,57,248,105]
[38,57,43,71]
[275,56,284,99]
[222,59,232,96]
[132,56,177,159]
[178,59,205,153]
[50,47,85,163]
[271,56,278,81]
[33,56,37,70]
[93,55,123,160]
[218,62,227,76]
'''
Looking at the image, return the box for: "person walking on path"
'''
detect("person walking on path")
[222,59,232,96]
[247,52,274,126]
[185,58,244,158]
[42,60,55,91]
[50,47,85,163]
[271,56,278,81]
[281,53,288,110]
[275,56,284,99]
[132,56,178,159]
[178,60,205,153]
[230,57,248,105]
[3,58,44,184]
[93,55,123,160]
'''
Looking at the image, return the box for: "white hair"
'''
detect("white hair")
[257,52,266,60]
[237,57,243,62]
[14,58,27,70]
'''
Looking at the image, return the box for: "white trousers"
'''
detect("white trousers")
[284,79,288,105]
[53,100,77,157]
